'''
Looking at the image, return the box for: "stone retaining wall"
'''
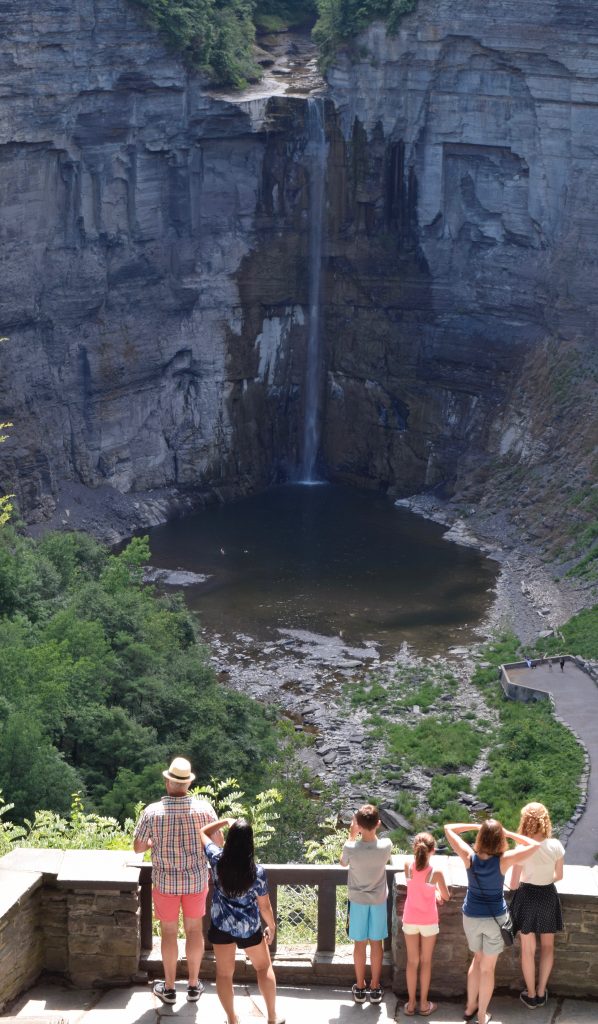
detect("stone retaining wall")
[392,860,598,999]
[0,871,44,1010]
[0,849,142,1012]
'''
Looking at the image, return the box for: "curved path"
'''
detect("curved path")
[506,660,598,864]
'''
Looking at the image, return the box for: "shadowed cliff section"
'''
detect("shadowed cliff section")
[322,0,598,569]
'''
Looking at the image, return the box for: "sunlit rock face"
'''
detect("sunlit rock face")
[0,0,596,527]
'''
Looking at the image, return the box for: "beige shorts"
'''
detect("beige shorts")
[462,913,508,956]
[402,923,439,937]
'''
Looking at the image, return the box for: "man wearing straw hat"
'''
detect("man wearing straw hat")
[134,756,219,1006]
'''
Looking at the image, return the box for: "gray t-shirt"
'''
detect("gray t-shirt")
[341,837,393,904]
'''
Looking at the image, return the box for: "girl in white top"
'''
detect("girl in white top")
[509,802,565,1009]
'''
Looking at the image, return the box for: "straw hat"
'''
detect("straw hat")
[163,757,195,784]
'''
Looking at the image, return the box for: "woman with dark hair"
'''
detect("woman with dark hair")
[444,820,539,1024]
[509,802,565,1008]
[200,818,284,1024]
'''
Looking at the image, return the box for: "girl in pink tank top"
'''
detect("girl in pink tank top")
[402,832,450,1016]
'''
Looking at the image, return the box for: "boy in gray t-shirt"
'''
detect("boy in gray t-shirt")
[340,803,392,1004]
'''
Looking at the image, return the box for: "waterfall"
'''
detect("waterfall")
[300,96,327,483]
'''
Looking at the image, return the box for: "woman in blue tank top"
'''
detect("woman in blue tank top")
[444,820,539,1024]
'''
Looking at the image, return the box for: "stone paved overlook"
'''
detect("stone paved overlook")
[5,982,598,1023]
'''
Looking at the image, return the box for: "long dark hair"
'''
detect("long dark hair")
[216,819,258,898]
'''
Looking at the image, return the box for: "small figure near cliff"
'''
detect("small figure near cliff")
[340,804,392,1006]
[133,757,218,1006]
[547,657,553,671]
[401,831,450,1016]
[508,802,565,1009]
[559,657,566,672]
[199,817,284,1024]
[444,820,539,1024]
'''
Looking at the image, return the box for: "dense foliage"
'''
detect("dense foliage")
[0,527,284,824]
[127,0,416,87]
[537,604,598,660]
[129,0,313,86]
[129,0,261,87]
[313,0,416,67]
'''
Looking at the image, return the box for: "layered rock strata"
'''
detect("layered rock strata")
[0,0,597,534]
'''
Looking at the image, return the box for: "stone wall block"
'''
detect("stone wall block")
[392,878,598,999]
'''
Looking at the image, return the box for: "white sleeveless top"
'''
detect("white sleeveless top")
[520,837,565,885]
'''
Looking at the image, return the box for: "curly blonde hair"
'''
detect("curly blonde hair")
[518,802,552,838]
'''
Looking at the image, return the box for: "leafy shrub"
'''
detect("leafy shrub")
[428,773,470,810]
[129,0,261,87]
[537,605,598,659]
[381,718,483,770]
[314,0,416,67]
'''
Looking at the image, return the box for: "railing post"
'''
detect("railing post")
[317,880,337,953]
[269,882,278,956]
[139,865,153,953]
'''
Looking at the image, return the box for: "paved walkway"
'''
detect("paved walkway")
[5,983,598,1024]
[507,660,598,864]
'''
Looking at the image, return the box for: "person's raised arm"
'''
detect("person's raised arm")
[499,831,540,872]
[199,818,233,849]
[444,823,479,866]
[339,814,360,865]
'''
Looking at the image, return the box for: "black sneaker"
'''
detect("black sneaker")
[369,986,383,1004]
[520,991,537,1009]
[535,992,548,1007]
[153,981,176,1005]
[352,984,367,1004]
[187,981,204,1002]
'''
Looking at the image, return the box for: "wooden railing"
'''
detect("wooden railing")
[139,863,396,958]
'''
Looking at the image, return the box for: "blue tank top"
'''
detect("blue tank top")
[462,854,507,917]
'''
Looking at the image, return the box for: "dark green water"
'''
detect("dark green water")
[146,484,497,655]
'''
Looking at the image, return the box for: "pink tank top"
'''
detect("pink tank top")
[402,865,438,925]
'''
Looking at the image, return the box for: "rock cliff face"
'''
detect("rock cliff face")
[0,0,596,538]
[0,1,318,529]
[322,0,598,498]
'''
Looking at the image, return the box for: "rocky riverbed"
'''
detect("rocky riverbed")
[183,495,591,828]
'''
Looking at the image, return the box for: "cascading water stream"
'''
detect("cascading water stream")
[300,96,327,483]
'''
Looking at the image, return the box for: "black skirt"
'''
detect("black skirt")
[511,882,563,935]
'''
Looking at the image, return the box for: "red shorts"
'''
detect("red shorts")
[152,888,208,923]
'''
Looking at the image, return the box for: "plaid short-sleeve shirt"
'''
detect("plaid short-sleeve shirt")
[134,795,217,895]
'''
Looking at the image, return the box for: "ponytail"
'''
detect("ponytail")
[413,831,435,871]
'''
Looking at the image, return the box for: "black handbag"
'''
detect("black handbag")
[470,861,515,946]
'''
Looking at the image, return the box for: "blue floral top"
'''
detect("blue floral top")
[205,841,269,938]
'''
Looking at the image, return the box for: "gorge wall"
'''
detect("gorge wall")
[0,0,597,540]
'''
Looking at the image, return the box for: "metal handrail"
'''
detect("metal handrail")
[139,863,396,958]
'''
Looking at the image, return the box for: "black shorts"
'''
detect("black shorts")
[208,923,263,949]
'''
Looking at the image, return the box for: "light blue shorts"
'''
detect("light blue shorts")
[348,901,388,942]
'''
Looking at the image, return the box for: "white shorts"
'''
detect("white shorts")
[402,923,439,937]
